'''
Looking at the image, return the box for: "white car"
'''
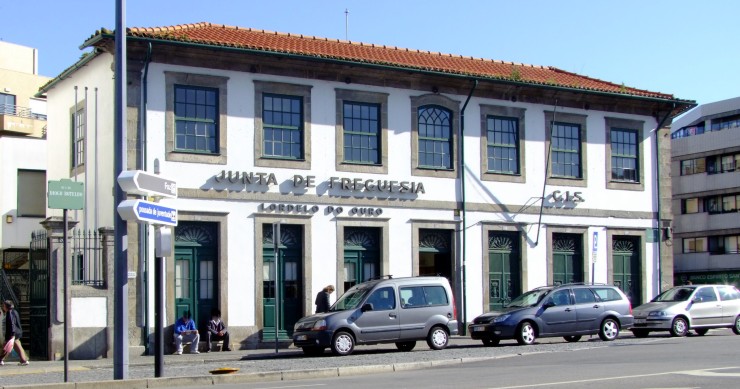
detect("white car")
[631,285,740,337]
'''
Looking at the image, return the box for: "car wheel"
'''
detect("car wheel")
[426,326,449,350]
[301,346,325,356]
[516,322,536,345]
[670,317,689,337]
[694,328,709,336]
[631,329,650,338]
[563,335,581,342]
[395,341,416,352]
[599,318,620,341]
[482,338,500,347]
[331,331,355,356]
[733,316,740,335]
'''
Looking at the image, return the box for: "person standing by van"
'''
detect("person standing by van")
[1,300,29,366]
[315,285,335,313]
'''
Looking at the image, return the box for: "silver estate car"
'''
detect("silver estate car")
[631,284,740,337]
[293,276,458,356]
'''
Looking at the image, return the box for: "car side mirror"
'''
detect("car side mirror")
[692,297,703,304]
[361,303,374,312]
[543,300,555,309]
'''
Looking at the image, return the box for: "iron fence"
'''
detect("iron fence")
[71,229,105,287]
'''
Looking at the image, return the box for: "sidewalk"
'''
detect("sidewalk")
[1,336,492,388]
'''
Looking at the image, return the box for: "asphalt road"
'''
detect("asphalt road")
[173,329,740,389]
[3,330,739,388]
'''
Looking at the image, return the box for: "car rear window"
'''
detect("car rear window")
[591,287,623,302]
[400,285,449,308]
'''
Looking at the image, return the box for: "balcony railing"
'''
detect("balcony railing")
[0,104,47,121]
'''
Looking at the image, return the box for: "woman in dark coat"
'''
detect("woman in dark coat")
[1,300,29,365]
[314,285,335,313]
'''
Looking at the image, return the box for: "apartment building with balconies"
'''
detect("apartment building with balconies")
[671,96,740,286]
[0,41,50,299]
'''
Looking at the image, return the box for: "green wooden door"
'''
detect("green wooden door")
[488,232,521,311]
[174,222,218,333]
[613,237,641,306]
[263,224,302,340]
[343,227,380,291]
[553,234,583,285]
[174,249,195,321]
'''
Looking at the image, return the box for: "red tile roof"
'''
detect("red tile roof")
[118,23,682,101]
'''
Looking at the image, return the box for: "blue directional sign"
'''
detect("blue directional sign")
[117,199,178,226]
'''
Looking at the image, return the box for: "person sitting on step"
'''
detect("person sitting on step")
[205,308,231,352]
[173,311,200,355]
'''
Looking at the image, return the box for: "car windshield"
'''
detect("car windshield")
[653,287,695,302]
[505,289,551,308]
[330,285,372,311]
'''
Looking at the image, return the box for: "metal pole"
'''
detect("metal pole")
[113,0,129,379]
[273,222,280,353]
[63,209,69,382]
[154,239,163,377]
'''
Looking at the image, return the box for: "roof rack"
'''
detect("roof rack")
[368,275,393,281]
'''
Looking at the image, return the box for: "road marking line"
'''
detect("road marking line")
[486,366,740,389]
[254,384,325,389]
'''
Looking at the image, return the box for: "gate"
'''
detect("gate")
[29,230,50,359]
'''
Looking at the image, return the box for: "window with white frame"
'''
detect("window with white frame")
[72,106,85,168]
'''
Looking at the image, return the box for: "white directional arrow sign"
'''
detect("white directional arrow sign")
[117,199,178,226]
[117,170,177,198]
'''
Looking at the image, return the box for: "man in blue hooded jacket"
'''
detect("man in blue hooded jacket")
[173,311,200,354]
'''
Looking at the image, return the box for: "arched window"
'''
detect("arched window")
[417,105,452,169]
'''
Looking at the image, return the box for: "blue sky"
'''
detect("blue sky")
[1,0,738,106]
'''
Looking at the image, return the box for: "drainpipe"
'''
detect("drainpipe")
[458,79,478,336]
[138,42,153,353]
[653,104,674,295]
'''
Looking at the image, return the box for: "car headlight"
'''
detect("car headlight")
[493,314,511,323]
[648,311,668,317]
[312,319,327,331]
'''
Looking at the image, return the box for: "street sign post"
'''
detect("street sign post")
[48,179,84,210]
[117,170,177,198]
[117,170,178,377]
[47,178,84,381]
[591,232,599,285]
[117,199,178,226]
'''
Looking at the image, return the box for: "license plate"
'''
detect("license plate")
[471,325,485,332]
[296,335,307,341]
[635,318,645,324]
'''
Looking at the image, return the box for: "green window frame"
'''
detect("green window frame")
[551,122,581,178]
[418,105,452,169]
[610,128,638,182]
[174,85,218,154]
[343,101,380,164]
[263,93,303,160]
[487,116,519,174]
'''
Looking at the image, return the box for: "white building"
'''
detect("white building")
[40,23,693,354]
[1,41,49,299]
[671,96,740,286]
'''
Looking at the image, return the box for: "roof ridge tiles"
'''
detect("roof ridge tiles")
[116,22,686,101]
